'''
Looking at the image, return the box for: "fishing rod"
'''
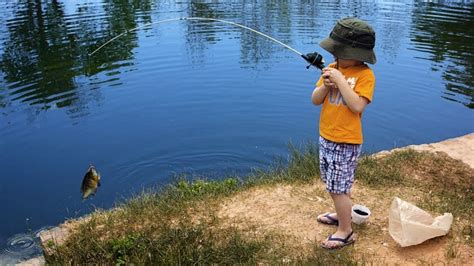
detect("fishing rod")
[89,17,325,70]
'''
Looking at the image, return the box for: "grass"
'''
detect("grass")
[46,143,320,264]
[445,240,460,260]
[298,246,361,265]
[356,149,422,187]
[406,151,473,219]
[47,209,281,264]
[245,142,320,186]
[358,149,473,219]
[462,224,473,245]
[44,144,474,264]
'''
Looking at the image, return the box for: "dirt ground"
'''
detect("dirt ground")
[218,182,472,265]
[218,134,474,265]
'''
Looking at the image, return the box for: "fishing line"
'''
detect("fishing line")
[88,17,325,70]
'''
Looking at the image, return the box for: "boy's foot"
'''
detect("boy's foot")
[321,231,355,250]
[317,212,339,226]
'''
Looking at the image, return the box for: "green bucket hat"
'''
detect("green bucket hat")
[320,17,376,64]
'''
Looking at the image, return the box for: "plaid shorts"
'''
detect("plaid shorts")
[319,136,362,194]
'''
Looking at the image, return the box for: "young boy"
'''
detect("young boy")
[311,17,376,250]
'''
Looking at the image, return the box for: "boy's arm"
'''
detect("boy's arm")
[323,69,369,113]
[335,79,369,114]
[311,84,330,105]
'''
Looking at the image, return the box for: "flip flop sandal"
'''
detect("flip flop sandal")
[321,231,355,250]
[317,212,339,226]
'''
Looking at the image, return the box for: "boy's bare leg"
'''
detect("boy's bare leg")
[322,192,353,247]
[317,192,351,221]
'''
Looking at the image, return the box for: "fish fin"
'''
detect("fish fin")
[98,180,101,187]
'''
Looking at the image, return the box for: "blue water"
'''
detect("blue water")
[0,0,473,262]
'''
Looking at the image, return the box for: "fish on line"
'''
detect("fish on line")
[80,165,101,199]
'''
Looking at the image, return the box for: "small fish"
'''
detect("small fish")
[80,165,101,199]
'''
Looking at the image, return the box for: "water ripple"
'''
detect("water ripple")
[0,233,42,263]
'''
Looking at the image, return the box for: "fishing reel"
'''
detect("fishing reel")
[302,52,325,70]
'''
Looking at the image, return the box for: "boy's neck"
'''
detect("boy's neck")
[336,59,364,69]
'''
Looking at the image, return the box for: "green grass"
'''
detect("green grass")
[357,149,473,220]
[47,210,280,264]
[356,149,422,187]
[417,187,474,219]
[246,142,320,186]
[298,246,362,265]
[409,151,474,219]
[44,144,474,264]
[462,224,473,245]
[445,239,460,260]
[46,143,320,264]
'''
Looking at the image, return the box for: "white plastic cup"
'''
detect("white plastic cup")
[352,204,371,224]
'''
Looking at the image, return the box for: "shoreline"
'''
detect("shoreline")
[19,133,474,265]
[376,133,474,168]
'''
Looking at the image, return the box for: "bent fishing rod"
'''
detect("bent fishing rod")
[89,17,325,70]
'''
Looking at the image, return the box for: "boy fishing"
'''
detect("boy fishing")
[311,17,376,249]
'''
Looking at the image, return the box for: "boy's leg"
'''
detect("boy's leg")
[319,139,361,248]
[317,136,339,223]
[317,191,353,223]
[321,192,353,248]
[332,193,352,233]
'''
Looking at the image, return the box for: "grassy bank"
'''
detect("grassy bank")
[45,144,473,264]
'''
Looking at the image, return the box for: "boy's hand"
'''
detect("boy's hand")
[322,67,345,88]
[322,74,337,89]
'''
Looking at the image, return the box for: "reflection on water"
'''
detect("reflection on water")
[0,1,472,111]
[410,2,474,108]
[0,0,153,116]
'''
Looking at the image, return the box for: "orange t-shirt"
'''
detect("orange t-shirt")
[316,63,375,144]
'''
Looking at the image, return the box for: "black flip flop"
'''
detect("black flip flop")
[317,212,339,226]
[321,231,355,250]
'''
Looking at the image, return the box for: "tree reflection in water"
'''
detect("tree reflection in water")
[0,0,473,116]
[0,0,153,117]
[410,1,474,108]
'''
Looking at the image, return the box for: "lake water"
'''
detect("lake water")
[0,0,473,262]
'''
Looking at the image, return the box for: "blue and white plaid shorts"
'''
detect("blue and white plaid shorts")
[319,136,362,194]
